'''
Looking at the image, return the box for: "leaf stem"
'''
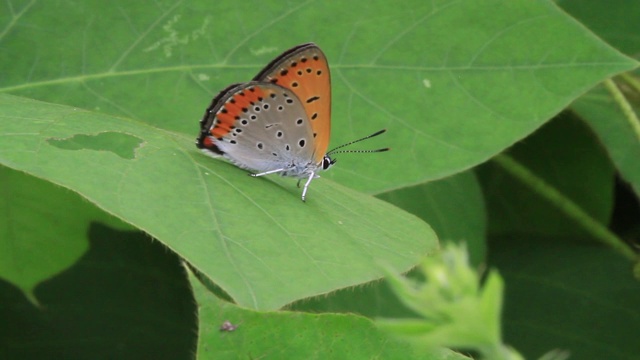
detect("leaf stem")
[603,77,640,142]
[619,73,640,94]
[493,154,637,261]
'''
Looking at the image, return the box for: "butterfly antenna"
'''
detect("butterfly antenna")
[326,129,390,155]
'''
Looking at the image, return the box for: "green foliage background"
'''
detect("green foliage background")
[1,0,638,359]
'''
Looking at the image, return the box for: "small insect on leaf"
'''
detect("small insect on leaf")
[220,320,239,332]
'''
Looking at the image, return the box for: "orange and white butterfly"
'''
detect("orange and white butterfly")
[197,43,388,201]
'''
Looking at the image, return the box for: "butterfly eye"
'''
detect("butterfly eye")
[322,155,334,170]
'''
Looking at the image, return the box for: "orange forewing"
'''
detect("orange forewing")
[254,43,331,163]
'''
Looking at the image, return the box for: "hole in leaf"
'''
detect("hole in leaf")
[47,132,143,160]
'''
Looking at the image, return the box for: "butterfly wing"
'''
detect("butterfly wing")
[197,82,316,174]
[253,43,331,164]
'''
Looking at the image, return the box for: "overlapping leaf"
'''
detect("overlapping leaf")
[0,94,437,309]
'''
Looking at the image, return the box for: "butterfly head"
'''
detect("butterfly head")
[322,154,337,171]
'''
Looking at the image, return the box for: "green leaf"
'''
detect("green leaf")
[290,171,487,316]
[476,114,615,238]
[288,274,421,319]
[1,0,636,194]
[0,166,129,304]
[558,0,640,56]
[489,236,640,359]
[572,81,640,196]
[0,94,437,310]
[377,171,487,267]
[558,0,640,195]
[189,267,467,360]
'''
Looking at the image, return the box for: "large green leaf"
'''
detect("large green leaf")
[489,236,640,359]
[378,171,486,266]
[558,0,640,56]
[558,0,640,196]
[571,83,640,196]
[291,171,486,317]
[0,94,437,310]
[1,0,636,194]
[477,114,615,238]
[189,268,467,360]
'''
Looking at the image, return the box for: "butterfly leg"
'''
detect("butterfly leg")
[250,168,286,177]
[297,179,302,188]
[300,172,316,202]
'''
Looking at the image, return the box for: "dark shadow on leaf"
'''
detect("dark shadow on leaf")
[0,223,196,359]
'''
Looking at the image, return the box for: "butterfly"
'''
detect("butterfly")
[197,43,388,201]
